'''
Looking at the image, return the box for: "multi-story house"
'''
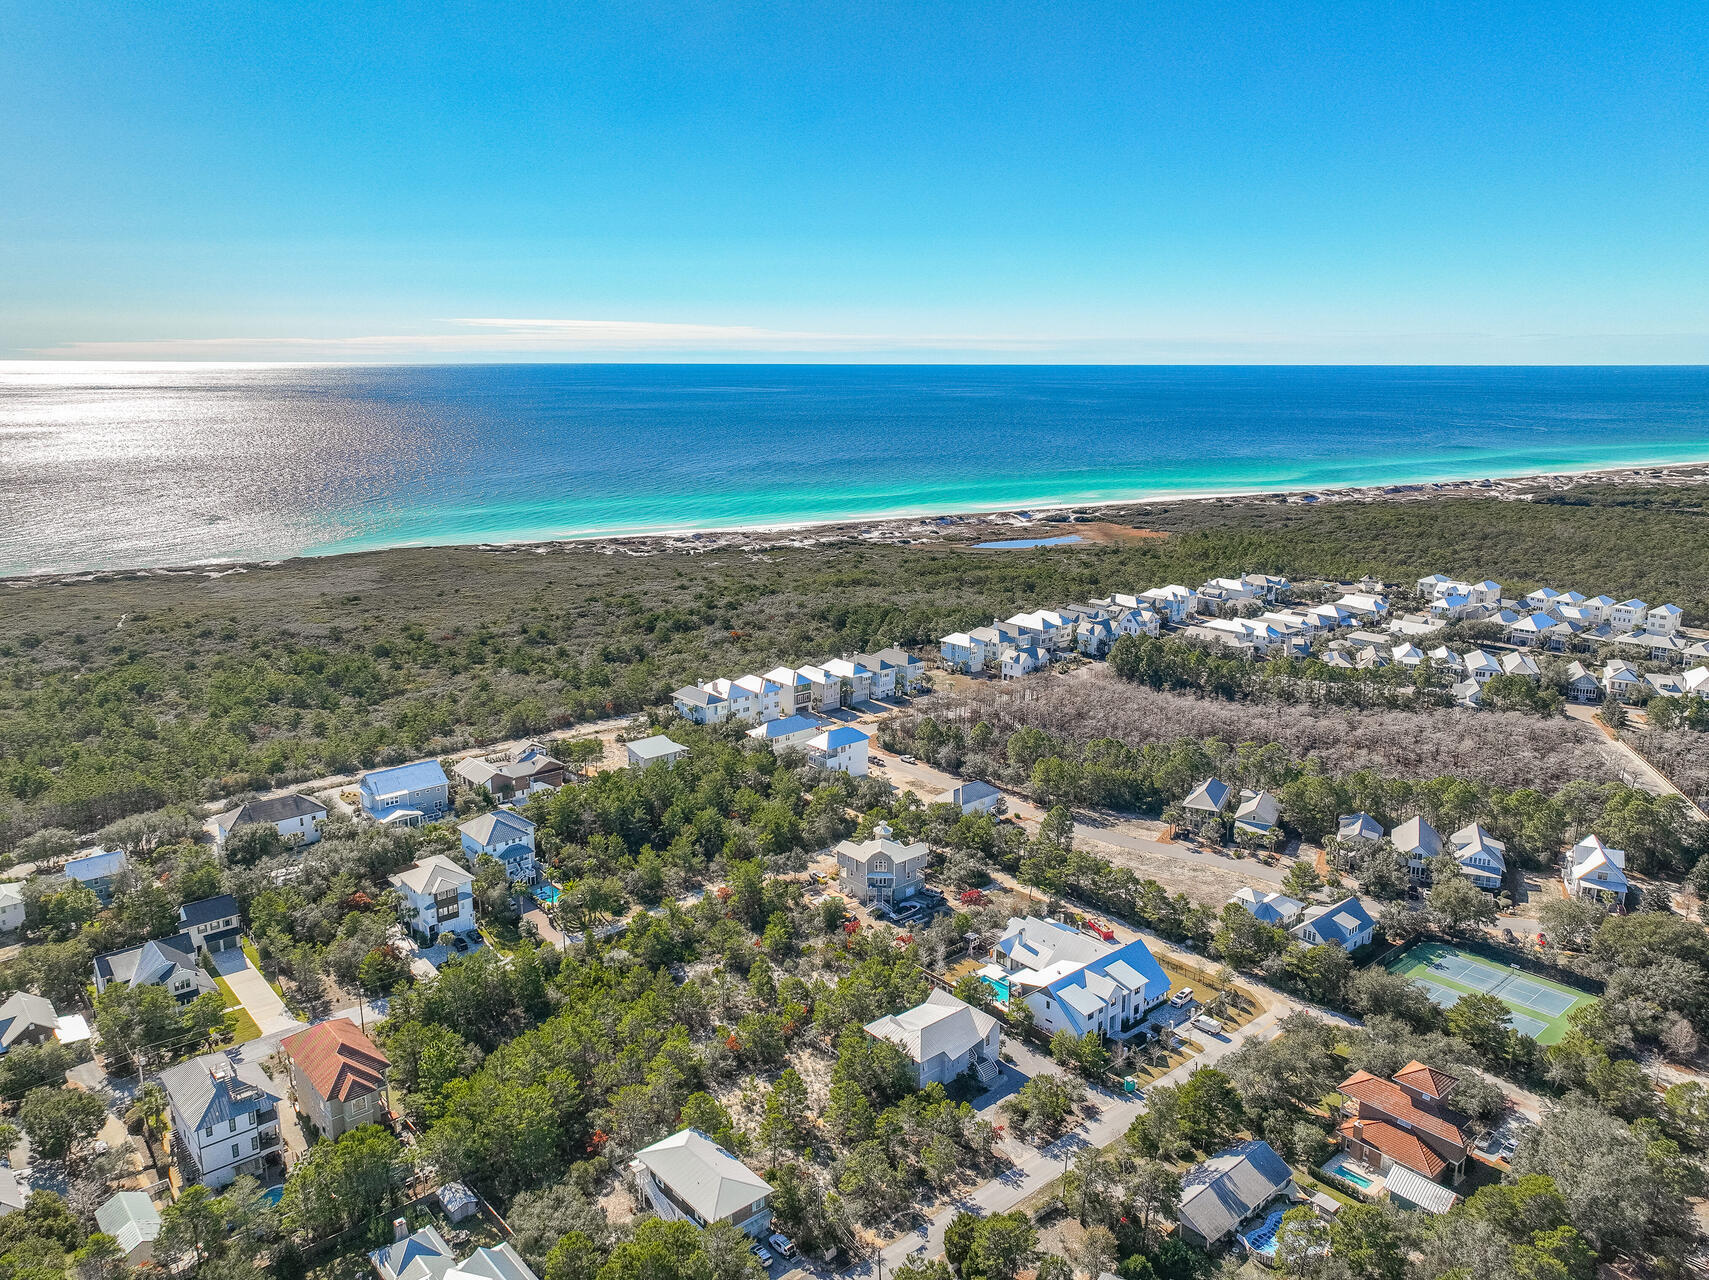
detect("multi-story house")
[835,823,928,906]
[865,990,1001,1088]
[1447,824,1506,890]
[458,811,537,883]
[671,684,728,724]
[822,658,875,705]
[94,933,216,1002]
[280,1017,390,1141]
[1336,1063,1474,1186]
[979,917,1171,1040]
[388,855,476,941]
[212,794,327,852]
[177,894,242,954]
[630,1129,773,1239]
[160,1053,284,1189]
[805,725,870,776]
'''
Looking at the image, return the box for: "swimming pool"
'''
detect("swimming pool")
[1339,1167,1375,1189]
[974,535,1083,549]
[1239,1205,1288,1257]
[532,884,560,905]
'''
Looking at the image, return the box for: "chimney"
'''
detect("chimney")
[393,1218,410,1242]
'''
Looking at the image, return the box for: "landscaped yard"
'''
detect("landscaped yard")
[212,973,263,1043]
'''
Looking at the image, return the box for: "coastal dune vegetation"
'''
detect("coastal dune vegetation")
[3,485,1708,846]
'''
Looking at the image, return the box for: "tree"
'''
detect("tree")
[125,1082,169,1141]
[1175,1069,1242,1153]
[1329,1202,1409,1280]
[1037,805,1076,852]
[1275,1205,1332,1279]
[159,1184,225,1269]
[1283,860,1321,900]
[1537,897,1604,952]
[944,1212,982,1271]
[19,1086,106,1161]
[759,1068,810,1157]
[544,1232,602,1280]
[1429,873,1497,932]
[279,1124,404,1237]
[1210,903,1290,970]
[961,1212,1036,1280]
[1446,992,1515,1059]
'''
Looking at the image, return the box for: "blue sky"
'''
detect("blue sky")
[5,2,1708,362]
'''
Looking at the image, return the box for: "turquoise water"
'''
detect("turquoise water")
[532,884,560,905]
[974,535,1084,549]
[1241,1206,1288,1256]
[6,363,1709,575]
[1339,1167,1375,1189]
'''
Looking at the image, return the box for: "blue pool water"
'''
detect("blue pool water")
[1240,1206,1288,1257]
[261,1186,285,1206]
[973,534,1084,549]
[1339,1167,1375,1189]
[532,884,560,905]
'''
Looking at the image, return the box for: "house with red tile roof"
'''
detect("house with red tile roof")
[1335,1062,1473,1185]
[280,1018,390,1141]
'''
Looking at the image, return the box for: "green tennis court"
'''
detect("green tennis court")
[1387,941,1596,1044]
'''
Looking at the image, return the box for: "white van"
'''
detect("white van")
[1191,1014,1224,1035]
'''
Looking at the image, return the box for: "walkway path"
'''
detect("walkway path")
[1564,704,1707,817]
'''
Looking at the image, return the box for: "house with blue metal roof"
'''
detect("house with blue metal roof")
[65,848,129,905]
[983,916,1171,1040]
[359,760,450,826]
[458,810,537,883]
[1290,895,1377,952]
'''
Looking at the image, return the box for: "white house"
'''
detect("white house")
[865,990,1001,1087]
[807,726,871,776]
[1000,645,1047,680]
[983,917,1171,1040]
[630,1128,774,1238]
[934,780,1003,815]
[1335,592,1389,619]
[745,714,824,753]
[1501,651,1540,681]
[1601,660,1643,702]
[1290,896,1376,951]
[1429,647,1463,675]
[849,652,899,700]
[1141,585,1197,623]
[1337,812,1384,847]
[823,658,876,705]
[1508,613,1566,650]
[1582,595,1616,622]
[836,824,927,905]
[1008,609,1074,650]
[793,665,845,712]
[1416,574,1455,598]
[764,666,817,715]
[1447,824,1506,890]
[1228,887,1304,926]
[178,894,243,954]
[1451,679,1483,708]
[159,1053,284,1189]
[733,672,788,718]
[867,646,925,694]
[458,810,537,883]
[627,735,688,768]
[704,677,763,722]
[1563,835,1628,903]
[1183,777,1233,822]
[0,883,22,935]
[1392,642,1426,668]
[389,855,476,940]
[671,685,728,724]
[1461,650,1501,683]
[359,760,451,827]
[1610,599,1649,631]
[212,794,327,851]
[1648,603,1684,635]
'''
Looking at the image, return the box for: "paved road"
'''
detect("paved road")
[1563,703,1707,817]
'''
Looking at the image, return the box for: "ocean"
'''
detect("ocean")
[4,363,1709,577]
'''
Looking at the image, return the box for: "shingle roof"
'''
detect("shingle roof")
[179,894,239,928]
[1176,1140,1293,1244]
[214,793,327,833]
[389,855,472,896]
[281,1017,390,1103]
[864,990,997,1067]
[0,992,58,1052]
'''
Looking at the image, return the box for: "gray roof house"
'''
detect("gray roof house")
[93,932,215,1002]
[159,1053,284,1189]
[1183,778,1233,816]
[96,1191,163,1264]
[0,992,60,1053]
[933,780,1003,815]
[1337,813,1384,845]
[864,989,1001,1088]
[1176,1140,1296,1248]
[211,793,327,850]
[64,849,129,904]
[626,735,688,769]
[629,1128,774,1238]
[1291,896,1377,952]
[372,1225,456,1280]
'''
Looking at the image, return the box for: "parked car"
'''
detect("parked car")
[900,754,918,764]
[1169,988,1195,1007]
[751,1245,774,1267]
[1191,1014,1224,1035]
[450,934,472,954]
[768,1235,797,1260]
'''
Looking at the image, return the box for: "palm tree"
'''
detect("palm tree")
[126,1082,168,1141]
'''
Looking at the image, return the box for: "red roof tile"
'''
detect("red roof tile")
[1338,1070,1470,1148]
[1338,1117,1448,1180]
[281,1019,389,1104]
[1392,1060,1458,1101]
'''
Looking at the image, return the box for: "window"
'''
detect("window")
[232,1143,241,1159]
[230,1120,238,1134]
[205,1126,215,1138]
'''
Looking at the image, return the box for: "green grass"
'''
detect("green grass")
[212,974,264,1044]
[1387,940,1597,1045]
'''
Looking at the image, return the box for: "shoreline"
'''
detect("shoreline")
[8,456,1709,588]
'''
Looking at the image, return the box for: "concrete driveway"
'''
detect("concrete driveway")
[211,947,300,1036]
